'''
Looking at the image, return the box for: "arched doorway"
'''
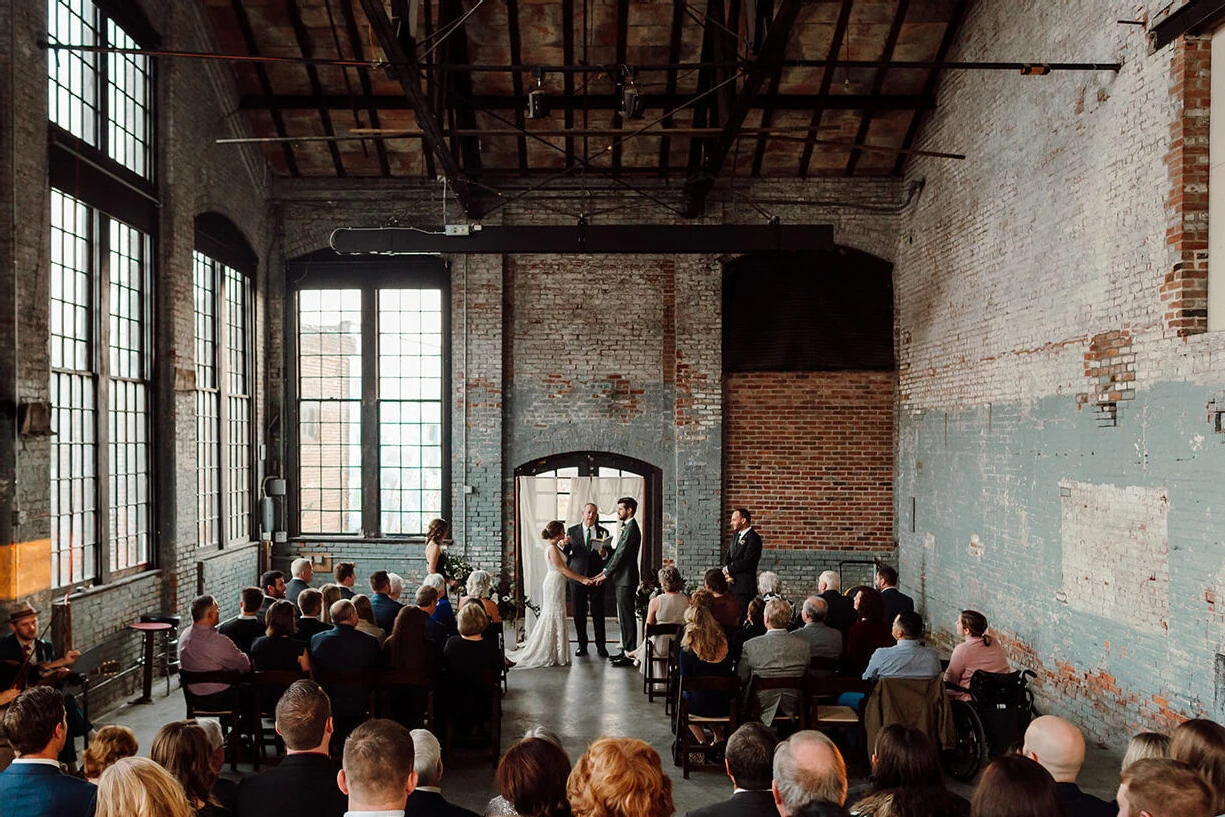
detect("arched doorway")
[512,452,663,641]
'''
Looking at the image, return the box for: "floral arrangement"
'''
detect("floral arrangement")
[634,576,660,619]
[442,550,475,585]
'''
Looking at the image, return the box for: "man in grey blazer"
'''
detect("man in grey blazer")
[596,496,641,667]
[737,598,810,726]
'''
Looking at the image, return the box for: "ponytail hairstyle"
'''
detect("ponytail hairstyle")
[958,610,991,646]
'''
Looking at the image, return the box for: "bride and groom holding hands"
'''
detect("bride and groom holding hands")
[509,497,640,669]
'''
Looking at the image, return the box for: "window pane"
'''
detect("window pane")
[299,400,362,534]
[105,21,151,178]
[48,0,99,146]
[299,289,362,400]
[224,266,251,544]
[193,252,220,547]
[378,288,444,535]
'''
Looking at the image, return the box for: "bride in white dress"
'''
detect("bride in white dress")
[510,520,597,669]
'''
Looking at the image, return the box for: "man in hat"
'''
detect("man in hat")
[0,601,87,768]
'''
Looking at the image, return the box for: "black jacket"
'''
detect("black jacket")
[218,617,265,654]
[565,522,609,577]
[1056,782,1116,817]
[235,752,347,817]
[724,527,763,599]
[309,625,381,717]
[404,789,480,817]
[686,789,777,817]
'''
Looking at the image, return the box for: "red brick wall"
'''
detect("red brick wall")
[724,371,895,552]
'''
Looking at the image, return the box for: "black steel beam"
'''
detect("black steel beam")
[612,0,629,174]
[685,0,728,183]
[229,0,299,176]
[1149,0,1225,53]
[285,0,346,176]
[845,0,908,176]
[797,0,853,179]
[331,224,834,254]
[357,0,481,216]
[891,0,968,175]
[682,0,805,217]
[508,0,530,171]
[657,1,687,176]
[339,0,391,176]
[439,0,482,175]
[237,92,935,112]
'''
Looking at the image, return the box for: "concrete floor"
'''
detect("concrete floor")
[93,621,1124,814]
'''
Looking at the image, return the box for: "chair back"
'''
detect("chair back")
[179,669,247,717]
[251,669,308,714]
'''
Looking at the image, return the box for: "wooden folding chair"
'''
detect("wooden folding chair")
[179,669,249,771]
[674,675,740,779]
[642,623,679,702]
[748,674,809,735]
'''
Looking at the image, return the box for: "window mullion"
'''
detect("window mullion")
[95,213,112,585]
[362,286,379,536]
[215,260,230,548]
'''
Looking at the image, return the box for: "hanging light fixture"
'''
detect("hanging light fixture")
[526,67,550,119]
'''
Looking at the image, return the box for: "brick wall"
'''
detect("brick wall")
[895,0,1225,746]
[724,371,895,554]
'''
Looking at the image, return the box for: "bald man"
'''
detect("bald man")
[771,730,848,816]
[1021,715,1115,817]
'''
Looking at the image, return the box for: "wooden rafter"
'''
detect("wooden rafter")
[286,0,345,176]
[338,0,391,176]
[507,0,530,171]
[438,0,482,175]
[844,0,908,176]
[657,2,686,177]
[229,0,299,176]
[612,0,629,174]
[796,0,853,178]
[891,0,968,175]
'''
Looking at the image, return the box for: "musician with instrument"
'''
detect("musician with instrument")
[0,601,89,766]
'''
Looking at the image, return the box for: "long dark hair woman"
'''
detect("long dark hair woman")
[843,586,895,675]
[970,755,1065,817]
[849,724,967,817]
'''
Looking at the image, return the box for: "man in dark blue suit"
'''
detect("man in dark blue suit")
[310,599,381,753]
[368,570,404,633]
[294,588,330,643]
[686,723,778,817]
[875,564,914,624]
[0,687,96,817]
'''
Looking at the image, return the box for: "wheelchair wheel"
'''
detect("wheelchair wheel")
[944,699,988,781]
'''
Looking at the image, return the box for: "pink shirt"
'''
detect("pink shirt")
[944,636,1009,699]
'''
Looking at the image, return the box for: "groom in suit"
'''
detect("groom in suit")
[596,496,641,667]
[565,502,610,658]
[723,507,762,614]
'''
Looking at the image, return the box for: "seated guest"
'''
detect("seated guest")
[405,728,479,817]
[218,587,266,654]
[337,719,418,815]
[816,571,856,633]
[794,597,842,661]
[730,597,767,663]
[0,687,97,817]
[414,585,450,650]
[568,737,673,817]
[286,557,313,605]
[738,598,810,727]
[235,680,347,817]
[1022,715,1114,817]
[461,569,502,624]
[678,591,735,747]
[863,613,939,681]
[757,572,796,627]
[320,583,343,625]
[843,588,894,676]
[96,756,193,817]
[1122,732,1170,772]
[705,568,742,628]
[772,731,849,815]
[179,595,251,710]
[944,610,1010,700]
[389,572,407,602]
[443,603,502,742]
[250,600,310,683]
[383,601,442,729]
[310,599,381,747]
[1170,719,1225,816]
[370,570,404,633]
[425,573,458,637]
[629,565,689,672]
[352,594,387,644]
[334,562,358,599]
[257,570,286,623]
[874,565,914,624]
[970,755,1063,817]
[685,722,777,817]
[195,720,236,813]
[487,736,572,817]
[149,720,228,817]
[83,725,138,785]
[848,724,967,817]
[295,588,330,643]
[1118,758,1211,817]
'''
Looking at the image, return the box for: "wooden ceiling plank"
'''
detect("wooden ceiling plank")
[285,0,347,177]
[339,0,391,176]
[657,1,686,178]
[508,0,530,172]
[682,0,805,217]
[844,0,909,176]
[358,0,481,216]
[748,0,778,177]
[229,0,299,176]
[796,0,853,179]
[612,0,629,174]
[891,0,968,175]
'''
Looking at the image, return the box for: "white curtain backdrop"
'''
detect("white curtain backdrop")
[515,475,646,638]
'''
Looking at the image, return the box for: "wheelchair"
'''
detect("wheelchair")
[944,669,1037,781]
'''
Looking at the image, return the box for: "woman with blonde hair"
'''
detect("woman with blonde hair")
[676,590,734,746]
[82,725,138,784]
[351,593,386,643]
[1122,731,1170,772]
[96,756,195,817]
[461,569,502,623]
[567,737,673,817]
[319,583,342,625]
[628,565,689,673]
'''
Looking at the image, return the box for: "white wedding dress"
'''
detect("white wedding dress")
[510,543,570,669]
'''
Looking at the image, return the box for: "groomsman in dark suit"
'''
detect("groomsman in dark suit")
[565,502,610,658]
[724,508,763,613]
[596,497,641,666]
[0,687,96,817]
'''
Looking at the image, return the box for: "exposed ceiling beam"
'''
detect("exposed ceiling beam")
[844,0,908,176]
[797,0,853,179]
[685,0,729,187]
[682,0,805,217]
[612,0,629,174]
[338,0,391,176]
[657,1,687,177]
[237,92,935,112]
[892,0,969,175]
[285,0,346,176]
[228,0,298,176]
[508,0,530,171]
[357,0,481,216]
[438,0,482,175]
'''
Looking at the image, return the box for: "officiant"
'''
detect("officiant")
[564,503,610,658]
